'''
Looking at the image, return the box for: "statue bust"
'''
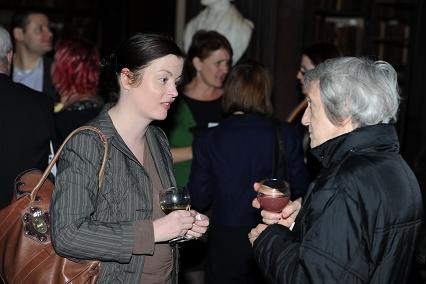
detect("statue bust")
[183,0,254,63]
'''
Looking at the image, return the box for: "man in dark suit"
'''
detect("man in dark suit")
[0,25,54,209]
[10,9,57,102]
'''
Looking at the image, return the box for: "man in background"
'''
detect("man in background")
[0,25,54,209]
[10,10,57,101]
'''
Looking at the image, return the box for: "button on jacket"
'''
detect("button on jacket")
[51,106,176,283]
[254,124,423,283]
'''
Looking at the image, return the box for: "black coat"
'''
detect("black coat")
[41,56,58,102]
[0,74,55,209]
[253,124,423,283]
[10,56,57,102]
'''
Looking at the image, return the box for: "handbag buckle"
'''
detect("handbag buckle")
[23,206,50,243]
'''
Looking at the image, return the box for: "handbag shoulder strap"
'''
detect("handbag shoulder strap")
[30,126,108,202]
[272,119,288,180]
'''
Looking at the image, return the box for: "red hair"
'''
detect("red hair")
[52,38,100,106]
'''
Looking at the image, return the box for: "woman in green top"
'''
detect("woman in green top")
[168,30,233,187]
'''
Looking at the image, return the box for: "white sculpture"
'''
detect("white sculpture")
[183,0,254,64]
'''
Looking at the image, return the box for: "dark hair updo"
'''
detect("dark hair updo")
[101,33,183,101]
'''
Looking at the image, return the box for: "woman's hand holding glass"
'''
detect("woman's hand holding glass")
[153,209,195,243]
[153,209,209,243]
[155,186,209,243]
[186,210,209,239]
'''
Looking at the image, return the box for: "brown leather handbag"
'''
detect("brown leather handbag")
[0,126,108,284]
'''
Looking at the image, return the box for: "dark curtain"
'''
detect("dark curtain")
[401,0,426,167]
[99,2,128,58]
[99,1,176,58]
[185,0,305,120]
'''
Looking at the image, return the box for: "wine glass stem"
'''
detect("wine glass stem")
[171,243,179,284]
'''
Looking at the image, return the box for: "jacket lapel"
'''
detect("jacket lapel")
[145,126,176,190]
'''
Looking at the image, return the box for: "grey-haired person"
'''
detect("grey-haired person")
[249,57,422,284]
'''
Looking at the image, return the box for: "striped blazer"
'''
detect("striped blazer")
[51,105,176,283]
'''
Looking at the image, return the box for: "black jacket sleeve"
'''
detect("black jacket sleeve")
[253,184,371,284]
[253,224,301,283]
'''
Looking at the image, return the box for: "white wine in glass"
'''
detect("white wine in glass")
[159,186,192,244]
[159,186,191,214]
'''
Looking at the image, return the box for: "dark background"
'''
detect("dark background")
[0,0,425,168]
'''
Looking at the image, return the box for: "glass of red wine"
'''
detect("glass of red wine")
[257,178,291,212]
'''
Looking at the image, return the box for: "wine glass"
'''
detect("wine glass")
[257,178,291,213]
[159,186,192,243]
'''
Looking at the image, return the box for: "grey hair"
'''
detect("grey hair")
[304,57,400,128]
[0,25,12,58]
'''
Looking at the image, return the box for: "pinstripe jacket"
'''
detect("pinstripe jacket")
[51,105,176,283]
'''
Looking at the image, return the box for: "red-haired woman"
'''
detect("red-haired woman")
[52,38,103,144]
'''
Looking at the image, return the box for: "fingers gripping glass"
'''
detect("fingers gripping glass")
[257,179,291,212]
[159,186,193,243]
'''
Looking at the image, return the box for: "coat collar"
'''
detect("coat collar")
[311,124,400,169]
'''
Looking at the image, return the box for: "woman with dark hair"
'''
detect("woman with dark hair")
[288,43,341,123]
[188,62,309,283]
[167,30,232,187]
[162,29,232,284]
[288,43,341,180]
[52,38,103,144]
[51,33,209,284]
[296,43,341,95]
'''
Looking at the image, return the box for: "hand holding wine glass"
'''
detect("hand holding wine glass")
[153,186,194,243]
[185,210,210,239]
[257,178,291,212]
[253,179,299,227]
